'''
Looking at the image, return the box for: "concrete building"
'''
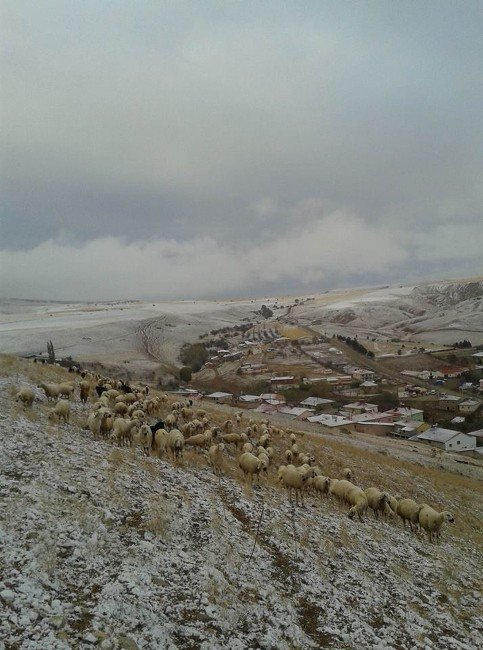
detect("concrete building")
[205,392,233,404]
[458,399,480,414]
[467,429,483,447]
[344,402,378,416]
[413,426,476,452]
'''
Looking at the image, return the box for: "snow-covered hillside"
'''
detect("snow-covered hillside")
[294,279,483,344]
[1,362,482,649]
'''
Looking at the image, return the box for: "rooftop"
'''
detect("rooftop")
[308,414,351,427]
[300,397,335,407]
[206,391,232,399]
[415,426,461,443]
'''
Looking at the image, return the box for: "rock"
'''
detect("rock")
[118,635,139,650]
[50,615,64,629]
[1,589,15,604]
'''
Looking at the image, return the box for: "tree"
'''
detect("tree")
[179,343,210,372]
[179,366,192,383]
[47,340,55,364]
[260,305,273,319]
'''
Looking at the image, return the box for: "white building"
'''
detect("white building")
[413,426,476,452]
[458,399,480,414]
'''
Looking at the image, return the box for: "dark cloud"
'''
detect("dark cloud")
[1,1,482,297]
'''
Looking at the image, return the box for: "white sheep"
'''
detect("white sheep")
[418,505,455,543]
[329,479,355,503]
[110,417,139,446]
[114,402,128,415]
[278,465,312,506]
[153,429,168,457]
[166,429,184,460]
[38,382,61,402]
[242,442,253,453]
[86,410,107,437]
[133,424,153,456]
[79,380,91,404]
[222,433,244,448]
[164,413,177,431]
[185,431,212,450]
[16,388,35,408]
[58,382,75,399]
[347,486,368,521]
[259,433,270,448]
[48,399,71,424]
[396,498,424,533]
[258,451,270,475]
[313,475,331,498]
[341,467,352,481]
[364,488,390,519]
[238,452,263,484]
[208,443,225,476]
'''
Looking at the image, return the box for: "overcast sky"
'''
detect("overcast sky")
[1,1,482,300]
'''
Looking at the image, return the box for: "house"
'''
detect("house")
[438,395,461,412]
[472,352,483,360]
[413,426,476,452]
[451,416,465,424]
[360,380,379,393]
[300,397,335,408]
[237,394,262,405]
[325,375,352,386]
[467,429,483,447]
[260,393,286,405]
[352,368,375,382]
[344,402,378,416]
[277,406,314,419]
[351,421,395,436]
[393,419,428,439]
[255,403,280,414]
[307,414,351,428]
[205,391,233,404]
[222,351,243,361]
[270,376,295,390]
[389,407,424,422]
[440,366,465,378]
[169,387,202,399]
[458,399,480,414]
[239,363,268,375]
[350,411,395,424]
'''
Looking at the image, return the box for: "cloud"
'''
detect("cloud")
[1,212,408,300]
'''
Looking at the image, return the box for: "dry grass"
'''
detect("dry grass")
[0,353,74,384]
[278,325,313,340]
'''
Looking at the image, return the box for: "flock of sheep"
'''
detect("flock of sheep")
[15,374,455,544]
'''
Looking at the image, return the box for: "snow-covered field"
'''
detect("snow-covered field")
[0,298,272,379]
[1,362,482,649]
[1,277,482,382]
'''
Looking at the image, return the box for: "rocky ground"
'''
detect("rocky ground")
[0,369,482,649]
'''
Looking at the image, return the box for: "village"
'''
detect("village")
[174,312,483,461]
